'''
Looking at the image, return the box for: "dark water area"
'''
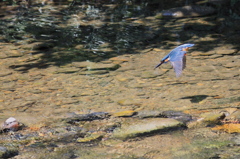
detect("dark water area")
[0,0,240,158]
[0,0,239,68]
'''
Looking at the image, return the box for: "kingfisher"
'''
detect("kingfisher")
[154,44,194,77]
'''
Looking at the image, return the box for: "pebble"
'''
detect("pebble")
[2,117,20,131]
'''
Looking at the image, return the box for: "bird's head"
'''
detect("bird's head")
[179,43,194,52]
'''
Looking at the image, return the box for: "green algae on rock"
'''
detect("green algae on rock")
[112,110,136,117]
[112,118,184,140]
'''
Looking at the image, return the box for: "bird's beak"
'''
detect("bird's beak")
[182,47,190,51]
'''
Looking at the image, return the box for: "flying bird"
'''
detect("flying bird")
[154,44,194,77]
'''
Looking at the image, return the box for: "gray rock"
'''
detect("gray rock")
[0,146,18,158]
[65,112,110,123]
[136,110,163,118]
[113,118,184,139]
[162,111,193,123]
[162,5,216,18]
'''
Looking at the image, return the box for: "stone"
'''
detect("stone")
[117,99,141,106]
[161,5,216,18]
[200,111,225,123]
[136,110,163,118]
[112,110,136,117]
[112,118,183,139]
[215,49,237,55]
[72,61,121,71]
[162,111,193,123]
[77,132,105,143]
[65,112,110,123]
[212,123,240,133]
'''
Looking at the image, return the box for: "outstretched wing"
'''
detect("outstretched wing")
[170,60,184,77]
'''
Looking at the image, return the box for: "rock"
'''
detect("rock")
[136,110,163,118]
[188,111,225,128]
[112,110,136,117]
[231,134,240,145]
[72,61,121,75]
[2,117,20,131]
[161,5,216,18]
[117,99,142,106]
[212,123,240,133]
[215,48,238,55]
[72,61,121,71]
[112,118,184,140]
[65,112,110,123]
[0,146,18,158]
[109,56,130,64]
[5,50,23,57]
[77,132,105,143]
[200,111,225,123]
[191,51,215,56]
[162,111,193,123]
[223,109,240,123]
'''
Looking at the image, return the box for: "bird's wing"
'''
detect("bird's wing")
[170,60,183,77]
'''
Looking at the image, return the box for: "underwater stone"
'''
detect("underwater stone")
[65,112,110,123]
[112,118,184,140]
[162,5,216,18]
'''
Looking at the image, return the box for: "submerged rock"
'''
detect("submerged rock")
[212,123,240,133]
[162,5,216,18]
[112,110,136,117]
[112,118,184,140]
[135,110,163,118]
[188,111,225,128]
[0,146,18,158]
[77,132,105,143]
[162,111,193,123]
[65,112,110,123]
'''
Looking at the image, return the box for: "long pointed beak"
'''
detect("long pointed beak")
[154,61,164,69]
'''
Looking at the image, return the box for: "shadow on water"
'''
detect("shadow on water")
[0,0,240,72]
[180,95,209,103]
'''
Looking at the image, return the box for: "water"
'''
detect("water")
[0,1,240,158]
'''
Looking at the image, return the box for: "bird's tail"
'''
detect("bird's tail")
[154,61,164,69]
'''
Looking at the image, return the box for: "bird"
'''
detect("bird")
[154,43,194,77]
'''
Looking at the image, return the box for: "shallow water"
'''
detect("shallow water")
[0,1,240,158]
